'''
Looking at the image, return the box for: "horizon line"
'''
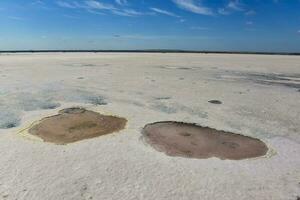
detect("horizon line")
[1,49,300,56]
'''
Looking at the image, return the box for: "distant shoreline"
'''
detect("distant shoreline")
[0,50,299,56]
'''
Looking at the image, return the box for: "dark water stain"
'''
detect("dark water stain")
[64,63,97,67]
[224,72,300,89]
[151,102,208,118]
[86,96,107,105]
[3,123,17,128]
[156,66,193,70]
[82,64,96,67]
[155,96,172,100]
[176,67,193,70]
[254,79,300,89]
[157,66,168,69]
[0,119,20,129]
[135,91,143,95]
[40,102,61,110]
[177,104,208,119]
[21,99,60,111]
[246,73,298,81]
[152,103,177,114]
[208,100,222,104]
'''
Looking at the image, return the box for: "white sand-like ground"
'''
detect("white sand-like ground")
[0,53,299,200]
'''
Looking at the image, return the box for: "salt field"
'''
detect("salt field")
[0,53,299,200]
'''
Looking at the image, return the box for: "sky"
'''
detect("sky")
[0,0,300,52]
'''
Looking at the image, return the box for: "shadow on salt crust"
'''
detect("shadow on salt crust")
[28,108,127,144]
[142,121,268,160]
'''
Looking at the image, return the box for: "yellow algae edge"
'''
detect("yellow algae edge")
[17,119,44,143]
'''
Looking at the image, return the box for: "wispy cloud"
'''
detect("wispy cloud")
[218,0,245,15]
[106,34,217,40]
[31,0,52,10]
[172,0,213,15]
[245,10,256,15]
[63,14,82,19]
[56,1,82,9]
[85,0,116,10]
[31,0,44,5]
[227,0,244,11]
[115,0,128,6]
[218,8,230,15]
[190,26,209,30]
[150,7,180,18]
[8,16,25,21]
[86,9,105,15]
[56,0,147,17]
[112,9,145,16]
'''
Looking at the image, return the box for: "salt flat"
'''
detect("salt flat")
[0,53,299,200]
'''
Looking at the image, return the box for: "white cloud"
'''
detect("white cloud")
[246,21,253,25]
[150,7,180,18]
[172,0,213,15]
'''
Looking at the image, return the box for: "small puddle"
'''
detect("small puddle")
[28,107,127,144]
[142,121,268,160]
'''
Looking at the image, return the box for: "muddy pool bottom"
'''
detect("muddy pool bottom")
[28,108,127,144]
[142,121,268,160]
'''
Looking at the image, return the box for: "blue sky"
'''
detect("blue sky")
[0,0,300,52]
